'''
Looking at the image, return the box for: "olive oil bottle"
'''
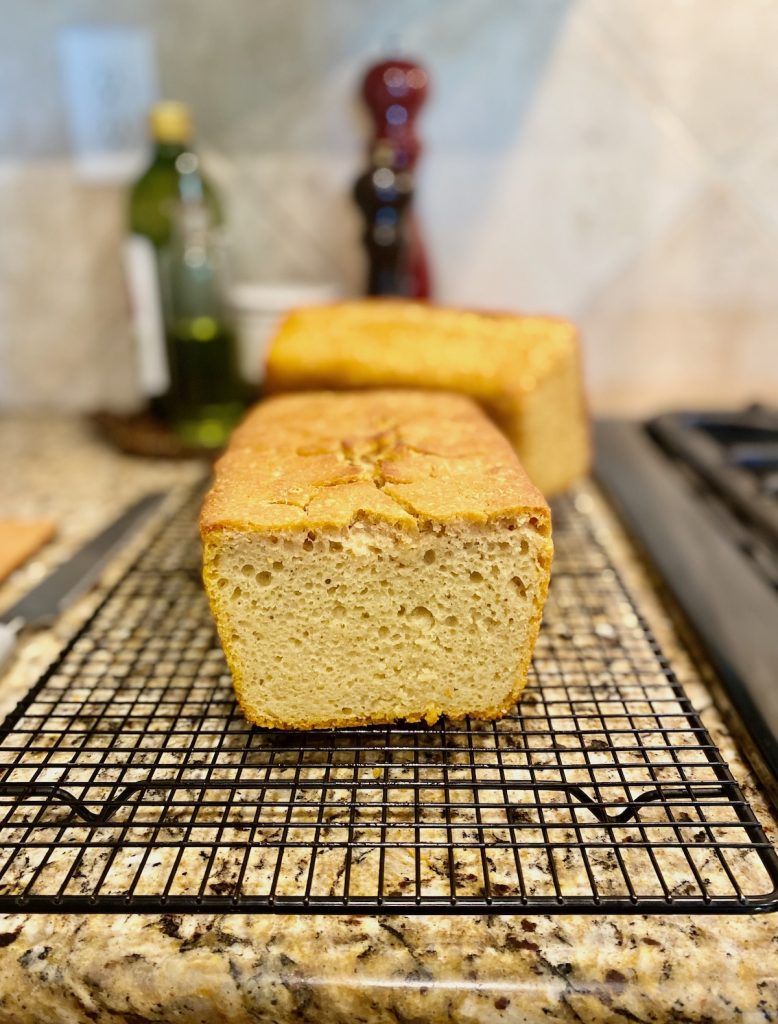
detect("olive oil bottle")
[125,101,221,413]
[164,189,246,449]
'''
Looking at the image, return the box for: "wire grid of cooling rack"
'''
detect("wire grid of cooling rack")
[0,488,776,914]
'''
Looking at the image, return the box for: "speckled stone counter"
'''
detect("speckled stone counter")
[0,415,776,1024]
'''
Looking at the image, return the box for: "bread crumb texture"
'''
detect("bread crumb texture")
[265,299,590,496]
[201,390,552,730]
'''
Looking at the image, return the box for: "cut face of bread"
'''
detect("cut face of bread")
[201,390,553,730]
[205,517,549,728]
[265,299,590,497]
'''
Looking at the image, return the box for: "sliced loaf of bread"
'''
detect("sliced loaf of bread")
[201,390,552,729]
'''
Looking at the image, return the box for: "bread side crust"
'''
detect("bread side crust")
[265,299,579,398]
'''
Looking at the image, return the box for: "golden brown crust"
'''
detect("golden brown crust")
[200,390,549,538]
[265,299,578,397]
[232,688,523,731]
[263,299,590,497]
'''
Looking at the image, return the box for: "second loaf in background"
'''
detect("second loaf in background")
[266,299,590,497]
[201,390,553,730]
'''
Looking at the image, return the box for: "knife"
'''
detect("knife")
[0,491,165,671]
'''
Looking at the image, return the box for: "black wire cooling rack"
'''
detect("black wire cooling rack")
[1,488,777,915]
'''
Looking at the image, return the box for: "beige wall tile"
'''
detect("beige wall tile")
[420,6,705,314]
[0,161,137,410]
[735,130,778,237]
[211,153,363,291]
[580,186,778,413]
[587,0,778,165]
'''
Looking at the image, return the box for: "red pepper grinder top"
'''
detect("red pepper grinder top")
[356,56,432,299]
[362,58,429,168]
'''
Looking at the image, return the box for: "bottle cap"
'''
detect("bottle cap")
[149,101,193,144]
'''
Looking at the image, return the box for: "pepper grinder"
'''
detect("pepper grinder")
[353,56,431,299]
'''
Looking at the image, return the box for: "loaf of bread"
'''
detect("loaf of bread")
[265,299,589,497]
[200,390,553,730]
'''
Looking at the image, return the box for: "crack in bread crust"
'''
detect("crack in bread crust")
[200,390,551,535]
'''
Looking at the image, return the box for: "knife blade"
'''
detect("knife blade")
[0,491,165,670]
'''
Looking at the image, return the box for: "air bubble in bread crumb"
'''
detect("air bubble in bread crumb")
[256,571,272,586]
[409,606,435,628]
[529,516,549,536]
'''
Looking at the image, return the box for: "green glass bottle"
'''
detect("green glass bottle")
[164,185,246,450]
[126,101,221,413]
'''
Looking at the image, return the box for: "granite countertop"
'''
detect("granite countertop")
[0,415,777,1024]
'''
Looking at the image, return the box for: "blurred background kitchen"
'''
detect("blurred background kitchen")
[1,0,777,424]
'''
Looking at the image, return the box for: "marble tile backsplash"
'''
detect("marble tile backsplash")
[1,0,777,414]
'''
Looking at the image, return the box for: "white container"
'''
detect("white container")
[230,282,342,385]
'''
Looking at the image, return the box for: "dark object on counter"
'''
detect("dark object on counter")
[353,57,431,298]
[353,140,414,296]
[92,410,214,459]
[596,407,778,807]
[0,486,775,915]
